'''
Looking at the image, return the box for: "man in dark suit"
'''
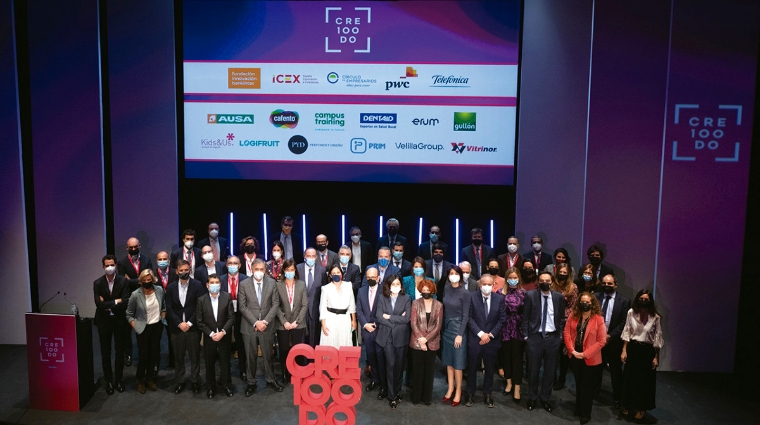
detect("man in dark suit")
[375,218,407,259]
[165,260,206,395]
[93,254,131,394]
[154,250,178,368]
[459,261,479,292]
[498,236,522,275]
[117,237,154,367]
[196,274,235,398]
[195,245,226,285]
[596,273,631,409]
[464,274,507,408]
[238,258,283,396]
[315,234,338,270]
[297,248,327,347]
[349,226,374,274]
[362,246,401,287]
[170,229,202,279]
[337,245,362,293]
[417,225,450,262]
[426,244,452,300]
[460,228,494,279]
[220,255,249,381]
[391,241,413,277]
[356,267,386,394]
[275,216,303,264]
[521,271,566,412]
[587,244,614,280]
[524,235,552,274]
[198,222,229,262]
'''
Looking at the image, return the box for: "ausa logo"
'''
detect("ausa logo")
[207,114,254,124]
[270,110,299,129]
[453,112,476,131]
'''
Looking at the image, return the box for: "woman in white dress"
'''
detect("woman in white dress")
[320,265,357,348]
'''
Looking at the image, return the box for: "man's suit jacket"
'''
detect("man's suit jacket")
[126,285,166,334]
[464,276,479,292]
[461,244,495,278]
[93,274,130,327]
[595,291,631,340]
[467,290,507,350]
[375,294,412,348]
[117,254,154,291]
[338,262,362,292]
[198,236,230,261]
[417,240,450,262]
[154,267,178,289]
[523,251,553,273]
[350,240,375,272]
[238,275,280,335]
[196,292,235,337]
[361,263,401,287]
[194,261,227,284]
[376,234,408,256]
[275,280,308,330]
[497,253,522,275]
[220,273,249,296]
[296,262,328,326]
[595,263,615,279]
[170,247,202,273]
[317,249,338,271]
[521,289,566,338]
[356,284,381,330]
[425,259,453,299]
[165,278,206,333]
[392,259,413,277]
[273,230,303,264]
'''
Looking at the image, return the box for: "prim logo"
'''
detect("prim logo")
[270,110,299,129]
[325,7,371,53]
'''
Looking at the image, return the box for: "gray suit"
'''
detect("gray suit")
[126,285,166,334]
[296,262,327,346]
[238,275,280,385]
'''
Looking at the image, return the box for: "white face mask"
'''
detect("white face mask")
[390,286,401,294]
[272,251,282,260]
[449,275,460,283]
[462,273,470,281]
[351,235,360,243]
[185,240,194,249]
[202,253,214,262]
[104,265,116,275]
[253,271,265,281]
[481,285,493,295]
[507,244,518,254]
[209,229,219,238]
[532,243,542,252]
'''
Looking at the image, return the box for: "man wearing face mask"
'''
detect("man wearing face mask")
[498,236,522,275]
[195,245,226,285]
[461,228,494,279]
[376,218,407,259]
[170,229,202,279]
[117,237,154,366]
[275,216,303,264]
[587,245,614,281]
[196,274,235,398]
[426,244,452,300]
[524,235,552,274]
[392,242,413,277]
[520,259,539,291]
[463,274,506,408]
[459,261,479,292]
[315,234,338,270]
[198,222,229,262]
[349,226,374,273]
[297,248,327,347]
[521,271,566,413]
[338,245,362,296]
[94,255,130,394]
[417,225,449,262]
[364,247,401,288]
[154,251,177,368]
[220,255,249,381]
[356,267,387,395]
[595,274,630,409]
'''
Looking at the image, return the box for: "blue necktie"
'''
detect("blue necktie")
[541,295,548,338]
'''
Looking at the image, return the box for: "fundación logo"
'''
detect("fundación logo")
[350,138,386,154]
[270,110,299,129]
[359,113,397,129]
[207,114,254,124]
[227,68,261,89]
[453,112,476,131]
[451,142,497,154]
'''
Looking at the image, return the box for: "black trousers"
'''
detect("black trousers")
[276,328,305,371]
[570,357,603,419]
[622,341,657,411]
[97,315,127,383]
[466,343,498,396]
[383,344,407,401]
[500,339,525,383]
[233,311,247,375]
[557,345,569,382]
[410,348,436,403]
[526,332,561,402]
[136,322,162,380]
[171,331,201,384]
[203,333,232,389]
[601,338,624,401]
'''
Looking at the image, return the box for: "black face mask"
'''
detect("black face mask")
[387,227,398,236]
[539,283,551,292]
[367,279,378,287]
[128,248,139,256]
[488,267,500,276]
[316,244,328,252]
[433,254,443,263]
[178,272,190,280]
[579,303,592,312]
[522,270,535,280]
[472,239,482,247]
[141,281,153,289]
[603,285,615,294]
[589,257,602,266]
[638,300,651,308]
[244,245,255,254]
[557,274,568,282]
[421,293,433,300]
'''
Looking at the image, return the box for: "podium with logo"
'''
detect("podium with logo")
[25,313,95,411]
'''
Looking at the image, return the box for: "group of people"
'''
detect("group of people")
[93,217,664,422]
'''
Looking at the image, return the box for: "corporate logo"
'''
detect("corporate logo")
[228,68,261,89]
[327,72,340,84]
[201,133,235,149]
[453,112,476,131]
[239,139,279,147]
[39,337,65,363]
[288,135,308,154]
[359,113,397,129]
[431,75,470,88]
[350,138,386,153]
[451,142,497,153]
[314,113,346,132]
[401,67,418,78]
[395,142,444,151]
[325,6,372,53]
[207,114,254,124]
[272,74,319,84]
[270,110,299,128]
[340,74,377,88]
[412,118,439,126]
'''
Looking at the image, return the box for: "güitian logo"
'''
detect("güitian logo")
[207,114,254,124]
[270,110,299,129]
[453,112,476,131]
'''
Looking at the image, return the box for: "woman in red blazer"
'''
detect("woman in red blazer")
[564,292,607,424]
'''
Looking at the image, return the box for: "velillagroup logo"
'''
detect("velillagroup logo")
[325,6,372,53]
[207,114,254,124]
[454,112,477,131]
[270,110,299,128]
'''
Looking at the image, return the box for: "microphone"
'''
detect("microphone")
[38,291,61,312]
[63,292,79,317]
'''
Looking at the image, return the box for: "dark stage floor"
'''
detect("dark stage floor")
[0,326,756,424]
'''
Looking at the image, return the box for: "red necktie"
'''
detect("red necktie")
[230,276,237,301]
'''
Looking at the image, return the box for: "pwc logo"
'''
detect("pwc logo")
[270,110,299,128]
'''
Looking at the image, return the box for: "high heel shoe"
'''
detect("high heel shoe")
[442,395,452,404]
[512,395,521,404]
[451,398,461,407]
[502,386,512,396]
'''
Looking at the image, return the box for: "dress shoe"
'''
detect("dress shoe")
[377,388,388,400]
[484,394,494,408]
[553,380,565,391]
[580,417,590,424]
[502,385,512,396]
[614,400,621,409]
[542,401,553,413]
[395,395,403,403]
[364,365,371,377]
[365,381,377,391]
[145,379,157,391]
[513,395,521,404]
[153,366,158,376]
[424,401,432,406]
[267,381,284,392]
[105,381,114,395]
[115,381,125,393]
[240,373,247,382]
[207,389,215,399]
[192,383,201,394]
[442,394,452,404]
[464,394,473,407]
[137,381,146,394]
[174,383,186,394]
[124,355,132,367]
[282,372,291,384]
[526,399,536,411]
[389,400,398,410]
[225,386,234,397]
[245,384,256,397]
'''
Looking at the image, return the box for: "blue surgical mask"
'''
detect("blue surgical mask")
[284,271,295,280]
[227,265,238,275]
[157,260,169,269]
[393,251,403,260]
[306,258,316,267]
[209,284,221,294]
[331,274,341,283]
[430,234,439,242]
[507,278,519,287]
[377,258,390,268]
[339,255,350,265]
[413,267,424,277]
[583,275,592,282]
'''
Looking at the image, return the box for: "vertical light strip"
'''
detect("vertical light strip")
[229,212,235,256]
[341,215,346,246]
[653,0,675,299]
[418,217,423,246]
[580,0,597,257]
[455,218,460,264]
[262,213,268,260]
[379,215,384,238]
[490,219,495,248]
[302,214,307,253]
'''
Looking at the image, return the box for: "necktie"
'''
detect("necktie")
[342,267,346,275]
[230,276,237,300]
[391,296,396,311]
[321,254,327,267]
[541,295,548,338]
[483,296,489,316]
[475,247,481,275]
[211,241,219,261]
[434,264,440,282]
[602,295,611,326]
[257,282,262,305]
[285,234,292,260]
[308,268,313,290]
[369,287,375,311]
[395,261,400,269]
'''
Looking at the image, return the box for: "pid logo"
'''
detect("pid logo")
[325,7,371,53]
[671,104,741,162]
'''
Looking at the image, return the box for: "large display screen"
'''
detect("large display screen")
[182,0,521,185]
